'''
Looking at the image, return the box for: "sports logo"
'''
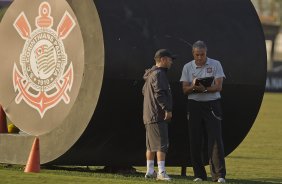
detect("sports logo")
[13,2,75,118]
[207,67,213,73]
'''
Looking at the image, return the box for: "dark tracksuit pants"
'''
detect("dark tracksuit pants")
[187,99,226,181]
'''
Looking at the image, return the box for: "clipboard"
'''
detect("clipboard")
[195,76,214,87]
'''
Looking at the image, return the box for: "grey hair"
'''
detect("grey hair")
[192,40,208,51]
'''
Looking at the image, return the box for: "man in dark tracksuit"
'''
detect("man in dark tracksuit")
[180,41,226,183]
[142,49,175,181]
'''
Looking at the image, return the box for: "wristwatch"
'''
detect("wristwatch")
[203,88,208,93]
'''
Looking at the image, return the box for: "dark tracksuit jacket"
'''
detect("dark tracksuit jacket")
[142,66,172,124]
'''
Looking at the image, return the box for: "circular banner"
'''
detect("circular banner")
[0,0,84,135]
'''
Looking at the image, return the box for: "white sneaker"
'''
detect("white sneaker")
[157,171,171,181]
[145,171,157,179]
[193,178,203,182]
[218,178,226,183]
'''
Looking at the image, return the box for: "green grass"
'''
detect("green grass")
[1,93,282,184]
[225,93,282,183]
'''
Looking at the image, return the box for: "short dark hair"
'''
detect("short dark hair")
[192,40,207,51]
[154,49,176,60]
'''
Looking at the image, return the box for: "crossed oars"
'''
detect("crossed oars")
[13,2,76,117]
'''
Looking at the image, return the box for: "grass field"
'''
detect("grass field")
[0,93,281,184]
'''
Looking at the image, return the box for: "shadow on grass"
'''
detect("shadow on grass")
[42,165,144,176]
[15,165,282,183]
[0,164,24,171]
[41,165,195,179]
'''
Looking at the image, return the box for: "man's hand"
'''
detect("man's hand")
[164,111,172,120]
[193,83,206,92]
[192,78,206,92]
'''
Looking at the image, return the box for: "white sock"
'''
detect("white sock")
[146,160,154,174]
[157,161,165,174]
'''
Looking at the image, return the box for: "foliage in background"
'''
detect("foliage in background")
[0,7,7,21]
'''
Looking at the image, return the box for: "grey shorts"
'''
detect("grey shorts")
[145,121,169,153]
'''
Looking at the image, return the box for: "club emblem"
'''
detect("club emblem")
[13,2,75,118]
[207,67,212,73]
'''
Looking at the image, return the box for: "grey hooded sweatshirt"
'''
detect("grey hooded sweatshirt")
[142,65,172,124]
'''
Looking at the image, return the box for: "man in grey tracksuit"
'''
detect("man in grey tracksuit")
[142,49,175,181]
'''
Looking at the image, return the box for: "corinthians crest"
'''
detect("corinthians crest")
[13,2,75,118]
